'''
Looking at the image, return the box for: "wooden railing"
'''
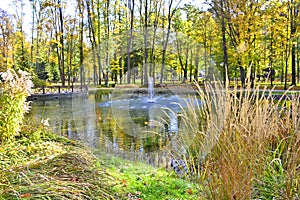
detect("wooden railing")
[33,85,88,95]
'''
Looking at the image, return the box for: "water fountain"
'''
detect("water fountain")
[26,81,201,167]
[147,77,155,103]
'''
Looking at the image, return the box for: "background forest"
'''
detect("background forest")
[0,0,299,88]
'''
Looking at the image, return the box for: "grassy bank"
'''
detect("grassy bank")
[0,131,201,199]
[0,132,115,199]
[95,151,202,199]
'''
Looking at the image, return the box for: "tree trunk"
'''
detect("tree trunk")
[189,49,193,82]
[86,0,98,86]
[58,0,65,86]
[291,0,297,86]
[143,0,148,86]
[160,0,174,84]
[127,0,134,84]
[220,0,229,86]
[239,64,245,88]
[97,0,102,85]
[149,0,161,79]
[78,0,85,87]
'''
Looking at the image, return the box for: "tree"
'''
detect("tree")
[160,0,181,84]
[126,0,135,84]
[290,0,298,86]
[0,9,13,71]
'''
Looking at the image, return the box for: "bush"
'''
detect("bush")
[32,76,49,87]
[0,69,33,143]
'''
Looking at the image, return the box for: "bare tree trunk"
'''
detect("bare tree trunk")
[160,0,172,84]
[30,0,35,65]
[58,0,65,86]
[195,50,199,81]
[220,0,229,86]
[150,0,162,80]
[270,20,274,87]
[67,18,76,86]
[291,0,297,86]
[127,0,134,84]
[86,0,98,86]
[78,0,85,87]
[297,37,300,83]
[105,0,110,87]
[143,0,148,86]
[189,49,192,82]
[96,0,102,85]
[284,15,290,90]
[183,41,188,82]
[160,0,181,84]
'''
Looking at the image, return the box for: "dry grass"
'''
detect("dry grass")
[173,82,300,199]
[0,134,116,199]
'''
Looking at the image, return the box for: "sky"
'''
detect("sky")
[0,0,208,37]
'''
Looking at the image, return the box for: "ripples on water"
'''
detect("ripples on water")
[26,91,199,167]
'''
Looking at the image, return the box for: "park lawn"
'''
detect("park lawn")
[0,131,202,199]
[95,150,202,200]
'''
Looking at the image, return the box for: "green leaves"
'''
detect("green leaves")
[0,69,33,143]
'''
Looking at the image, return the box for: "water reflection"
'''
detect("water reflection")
[26,92,185,166]
[28,95,100,147]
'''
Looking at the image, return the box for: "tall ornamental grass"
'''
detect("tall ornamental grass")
[174,82,300,199]
[0,69,33,143]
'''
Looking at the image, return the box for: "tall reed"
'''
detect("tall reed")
[173,82,300,199]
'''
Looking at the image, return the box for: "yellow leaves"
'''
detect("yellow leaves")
[14,31,25,39]
[49,39,62,48]
[237,41,249,54]
[48,55,57,64]
[55,32,63,37]
[113,28,120,34]
[6,57,14,69]
[41,1,54,8]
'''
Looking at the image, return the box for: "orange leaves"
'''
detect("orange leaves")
[186,189,193,195]
[121,179,128,187]
[19,193,31,198]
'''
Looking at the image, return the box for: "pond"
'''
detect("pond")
[26,89,198,166]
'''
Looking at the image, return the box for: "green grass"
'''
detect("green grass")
[0,128,203,199]
[95,151,202,200]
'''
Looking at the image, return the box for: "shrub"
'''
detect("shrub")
[32,76,49,87]
[0,69,33,143]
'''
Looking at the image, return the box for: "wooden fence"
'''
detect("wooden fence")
[33,85,88,95]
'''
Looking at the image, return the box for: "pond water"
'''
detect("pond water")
[26,90,198,166]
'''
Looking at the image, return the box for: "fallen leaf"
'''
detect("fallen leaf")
[19,193,31,198]
[186,189,193,195]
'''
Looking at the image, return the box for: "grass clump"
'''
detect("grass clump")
[0,132,116,200]
[173,82,300,199]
